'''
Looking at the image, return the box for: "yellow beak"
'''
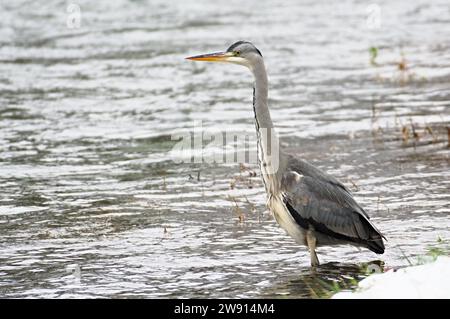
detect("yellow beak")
[185,51,234,62]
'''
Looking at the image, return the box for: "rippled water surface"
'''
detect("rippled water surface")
[1,0,449,298]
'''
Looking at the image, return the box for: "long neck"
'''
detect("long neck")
[252,63,272,130]
[251,61,283,195]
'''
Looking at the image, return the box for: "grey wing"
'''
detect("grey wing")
[281,170,385,254]
[285,154,370,218]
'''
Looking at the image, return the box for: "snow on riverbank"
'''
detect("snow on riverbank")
[333,256,450,299]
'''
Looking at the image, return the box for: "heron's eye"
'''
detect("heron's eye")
[235,51,240,56]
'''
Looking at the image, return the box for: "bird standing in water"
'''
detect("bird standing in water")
[186,41,385,266]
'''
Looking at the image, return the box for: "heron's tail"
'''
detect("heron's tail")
[359,215,386,254]
[365,235,385,254]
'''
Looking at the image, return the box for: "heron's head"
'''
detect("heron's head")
[186,41,263,70]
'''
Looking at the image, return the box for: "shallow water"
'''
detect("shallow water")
[0,0,449,298]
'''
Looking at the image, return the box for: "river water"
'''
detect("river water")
[0,0,449,298]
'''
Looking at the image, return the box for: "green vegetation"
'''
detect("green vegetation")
[421,237,450,263]
[369,47,378,66]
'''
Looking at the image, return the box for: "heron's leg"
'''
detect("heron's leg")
[306,230,319,267]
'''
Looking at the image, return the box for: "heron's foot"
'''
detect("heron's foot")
[310,249,320,267]
[306,229,320,267]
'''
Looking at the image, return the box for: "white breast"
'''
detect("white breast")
[268,195,306,246]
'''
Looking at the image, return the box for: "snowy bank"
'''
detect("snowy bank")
[333,256,450,299]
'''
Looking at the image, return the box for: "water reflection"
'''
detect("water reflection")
[262,261,385,298]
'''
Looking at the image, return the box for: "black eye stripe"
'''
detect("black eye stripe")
[226,41,263,57]
[227,41,246,52]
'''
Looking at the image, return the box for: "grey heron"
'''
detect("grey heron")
[186,41,385,266]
